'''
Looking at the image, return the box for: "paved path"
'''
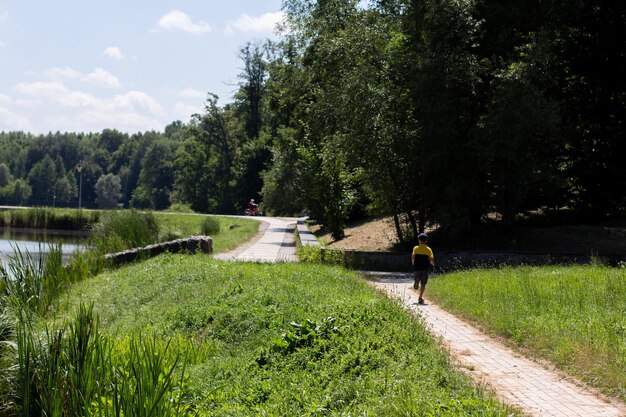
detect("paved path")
[369,273,626,417]
[213,216,301,262]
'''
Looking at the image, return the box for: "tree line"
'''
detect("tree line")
[1,0,623,245]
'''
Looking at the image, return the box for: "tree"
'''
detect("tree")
[27,155,58,205]
[131,140,174,210]
[0,179,32,205]
[236,42,269,139]
[95,173,122,209]
[0,163,13,187]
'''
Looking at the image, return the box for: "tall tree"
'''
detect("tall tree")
[95,173,122,209]
[131,140,174,210]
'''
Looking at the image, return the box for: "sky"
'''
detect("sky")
[0,1,284,134]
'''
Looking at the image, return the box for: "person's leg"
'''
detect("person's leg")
[413,271,420,290]
[417,270,429,302]
[418,282,426,299]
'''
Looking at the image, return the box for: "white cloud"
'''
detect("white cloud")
[104,46,124,60]
[15,81,162,115]
[180,88,205,99]
[43,66,82,80]
[0,93,11,104]
[157,10,211,34]
[75,110,163,133]
[113,91,163,115]
[0,106,32,131]
[82,68,121,88]
[225,12,284,36]
[174,102,202,120]
[15,98,40,107]
[11,81,167,133]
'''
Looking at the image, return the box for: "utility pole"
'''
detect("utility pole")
[76,162,83,210]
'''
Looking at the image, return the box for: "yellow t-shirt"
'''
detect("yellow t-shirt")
[412,243,433,270]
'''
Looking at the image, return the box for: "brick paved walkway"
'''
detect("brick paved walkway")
[369,273,626,417]
[213,216,299,263]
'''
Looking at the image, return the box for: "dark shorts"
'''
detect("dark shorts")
[413,270,429,288]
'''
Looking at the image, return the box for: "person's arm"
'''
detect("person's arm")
[411,253,415,267]
[429,251,435,267]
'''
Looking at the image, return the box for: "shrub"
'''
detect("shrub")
[200,216,221,236]
[166,203,195,213]
[90,210,159,254]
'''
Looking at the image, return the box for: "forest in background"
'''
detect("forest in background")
[0,0,623,246]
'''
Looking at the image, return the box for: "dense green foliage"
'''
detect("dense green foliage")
[428,265,626,400]
[1,0,623,243]
[49,257,517,415]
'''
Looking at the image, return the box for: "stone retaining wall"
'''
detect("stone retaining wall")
[104,236,213,266]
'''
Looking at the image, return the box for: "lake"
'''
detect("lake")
[0,229,87,264]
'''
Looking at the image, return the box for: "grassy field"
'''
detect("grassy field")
[52,257,519,416]
[427,264,626,401]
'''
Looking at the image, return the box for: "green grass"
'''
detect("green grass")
[53,256,519,416]
[154,213,259,253]
[427,264,626,400]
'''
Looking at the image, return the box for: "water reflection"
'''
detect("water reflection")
[0,229,88,263]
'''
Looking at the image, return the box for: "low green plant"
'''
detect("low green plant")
[0,244,67,315]
[200,216,221,235]
[4,303,190,417]
[90,209,159,254]
[165,203,195,213]
[428,265,626,400]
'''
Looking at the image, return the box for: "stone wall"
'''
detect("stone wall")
[104,236,213,266]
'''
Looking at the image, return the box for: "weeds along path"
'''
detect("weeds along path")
[368,272,626,417]
[213,216,300,262]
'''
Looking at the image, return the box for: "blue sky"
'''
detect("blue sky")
[0,1,284,134]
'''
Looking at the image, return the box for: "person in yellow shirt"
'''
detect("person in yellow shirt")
[411,233,435,305]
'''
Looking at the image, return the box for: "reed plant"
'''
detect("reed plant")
[89,209,159,254]
[0,208,98,231]
[428,264,626,400]
[3,303,189,417]
[0,244,67,316]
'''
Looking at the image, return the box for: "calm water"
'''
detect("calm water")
[0,229,87,263]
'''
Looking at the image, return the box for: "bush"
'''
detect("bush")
[166,203,195,213]
[90,210,159,254]
[200,216,221,235]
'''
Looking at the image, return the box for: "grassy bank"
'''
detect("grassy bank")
[427,264,626,401]
[154,213,259,253]
[50,257,518,416]
[0,208,99,231]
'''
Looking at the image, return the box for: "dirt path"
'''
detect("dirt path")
[368,273,626,417]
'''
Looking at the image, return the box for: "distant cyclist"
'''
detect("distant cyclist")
[411,233,435,305]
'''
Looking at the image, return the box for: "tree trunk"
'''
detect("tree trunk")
[393,212,405,246]
[406,209,419,238]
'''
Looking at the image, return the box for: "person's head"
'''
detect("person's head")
[250,199,255,202]
[418,233,428,243]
